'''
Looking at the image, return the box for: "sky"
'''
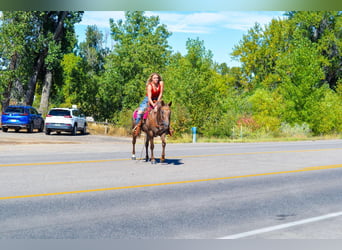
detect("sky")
[76,11,286,67]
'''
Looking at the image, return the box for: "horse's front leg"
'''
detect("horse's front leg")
[160,134,166,163]
[150,136,156,164]
[132,134,137,160]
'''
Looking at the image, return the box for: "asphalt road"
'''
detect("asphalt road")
[0,132,342,239]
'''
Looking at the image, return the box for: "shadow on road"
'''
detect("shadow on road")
[155,158,184,165]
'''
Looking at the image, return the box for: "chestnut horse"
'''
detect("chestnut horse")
[132,101,172,164]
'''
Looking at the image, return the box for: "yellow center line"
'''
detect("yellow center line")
[1,164,342,200]
[1,148,341,167]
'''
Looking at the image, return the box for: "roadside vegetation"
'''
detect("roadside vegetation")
[1,11,341,140]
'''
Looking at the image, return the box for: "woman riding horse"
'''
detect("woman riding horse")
[132,73,164,136]
[132,73,173,163]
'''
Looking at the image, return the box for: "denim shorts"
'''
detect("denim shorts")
[138,96,149,112]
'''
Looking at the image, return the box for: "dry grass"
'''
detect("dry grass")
[87,122,129,137]
[87,122,342,143]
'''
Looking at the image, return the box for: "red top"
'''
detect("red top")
[147,83,161,100]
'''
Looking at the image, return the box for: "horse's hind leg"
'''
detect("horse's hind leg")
[160,134,166,163]
[132,134,137,160]
[145,134,150,162]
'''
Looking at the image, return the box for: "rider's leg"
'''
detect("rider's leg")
[133,97,148,135]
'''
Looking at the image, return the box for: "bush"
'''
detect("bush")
[280,122,312,137]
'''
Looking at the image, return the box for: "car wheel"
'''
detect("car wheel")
[71,125,77,136]
[39,122,44,132]
[45,129,51,135]
[15,129,20,133]
[81,124,87,135]
[27,123,33,133]
[2,128,8,132]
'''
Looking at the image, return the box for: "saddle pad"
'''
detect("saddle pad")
[133,108,151,120]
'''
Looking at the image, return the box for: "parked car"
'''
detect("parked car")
[1,105,44,133]
[45,108,87,135]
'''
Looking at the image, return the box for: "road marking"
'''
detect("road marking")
[0,164,341,200]
[0,148,341,167]
[218,211,342,239]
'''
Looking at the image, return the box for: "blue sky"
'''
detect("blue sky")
[75,11,286,67]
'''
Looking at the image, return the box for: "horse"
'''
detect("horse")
[132,101,172,164]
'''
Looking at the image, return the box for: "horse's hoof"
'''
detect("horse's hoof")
[132,155,136,160]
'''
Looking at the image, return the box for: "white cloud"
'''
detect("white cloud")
[221,11,285,31]
[79,11,285,34]
[79,11,125,27]
[150,11,285,34]
[150,12,227,34]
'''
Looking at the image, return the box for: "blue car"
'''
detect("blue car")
[1,105,44,133]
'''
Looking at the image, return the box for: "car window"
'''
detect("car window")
[5,107,25,114]
[49,109,71,116]
[30,108,38,115]
[73,110,79,116]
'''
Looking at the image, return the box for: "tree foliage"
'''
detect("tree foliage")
[0,11,83,114]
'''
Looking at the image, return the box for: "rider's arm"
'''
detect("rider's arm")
[157,81,164,102]
[147,84,154,107]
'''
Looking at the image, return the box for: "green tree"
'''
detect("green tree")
[36,11,83,114]
[232,11,342,135]
[275,36,326,126]
[0,11,83,114]
[286,11,342,90]
[0,11,36,110]
[163,38,242,137]
[79,25,108,75]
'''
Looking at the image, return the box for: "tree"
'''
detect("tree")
[79,25,108,75]
[37,11,83,114]
[0,11,36,110]
[286,11,342,90]
[0,11,83,114]
[231,11,342,135]
[163,38,241,137]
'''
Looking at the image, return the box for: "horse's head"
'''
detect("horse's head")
[158,101,172,131]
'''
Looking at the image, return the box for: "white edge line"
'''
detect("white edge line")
[218,211,342,239]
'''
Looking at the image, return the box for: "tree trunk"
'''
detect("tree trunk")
[39,70,53,115]
[36,11,69,110]
[25,53,45,106]
[1,52,18,111]
[25,11,68,107]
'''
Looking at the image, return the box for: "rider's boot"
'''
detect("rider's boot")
[132,120,142,136]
